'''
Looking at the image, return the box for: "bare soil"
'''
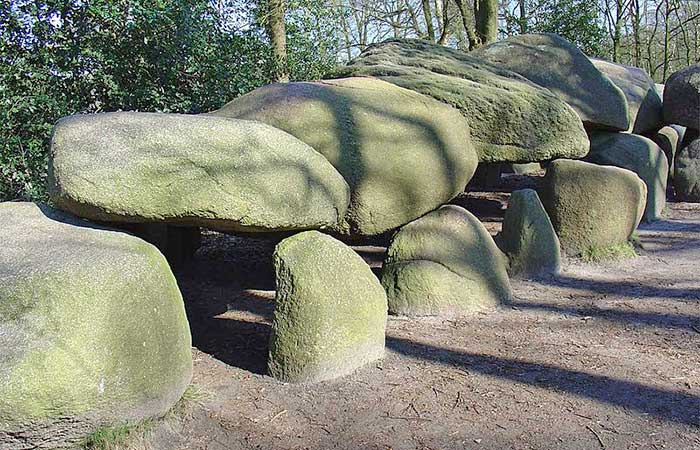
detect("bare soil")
[148,183,700,450]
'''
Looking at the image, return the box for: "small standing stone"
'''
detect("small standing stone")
[498,189,561,278]
[381,205,512,317]
[269,231,387,383]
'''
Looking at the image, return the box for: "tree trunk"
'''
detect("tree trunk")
[519,0,527,33]
[437,0,451,44]
[454,0,479,49]
[476,0,498,45]
[265,0,289,82]
[422,0,436,41]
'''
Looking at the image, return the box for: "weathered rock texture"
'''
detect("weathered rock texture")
[539,160,646,255]
[590,58,663,134]
[0,203,192,449]
[663,64,700,130]
[674,138,700,202]
[498,189,561,278]
[49,112,350,233]
[269,231,387,383]
[213,77,478,237]
[330,39,588,163]
[381,205,512,317]
[472,34,629,131]
[654,125,686,179]
[587,132,668,222]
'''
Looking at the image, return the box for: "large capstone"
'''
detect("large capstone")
[590,58,663,134]
[49,112,350,233]
[330,39,588,163]
[539,160,646,256]
[269,231,387,383]
[498,189,561,278]
[381,205,512,317]
[587,132,668,222]
[213,77,478,237]
[0,203,192,449]
[471,34,629,131]
[674,138,700,202]
[663,64,700,129]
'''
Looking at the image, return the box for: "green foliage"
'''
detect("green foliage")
[0,0,339,202]
[580,241,638,262]
[527,0,608,56]
[80,419,154,450]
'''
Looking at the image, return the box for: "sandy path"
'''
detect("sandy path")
[150,202,700,450]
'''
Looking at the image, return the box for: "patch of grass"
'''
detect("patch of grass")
[79,384,208,450]
[580,241,638,263]
[80,419,153,450]
[167,384,210,419]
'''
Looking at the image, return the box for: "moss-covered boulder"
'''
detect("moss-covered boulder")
[329,39,588,163]
[654,125,687,179]
[0,203,192,448]
[539,160,646,256]
[472,34,629,131]
[673,138,700,202]
[269,231,387,383]
[498,189,561,278]
[590,58,663,134]
[510,162,543,175]
[663,64,700,129]
[213,77,477,237]
[381,205,512,317]
[587,132,668,222]
[49,112,350,233]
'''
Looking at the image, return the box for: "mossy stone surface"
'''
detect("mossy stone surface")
[214,77,477,237]
[673,138,700,202]
[49,112,350,233]
[510,162,543,175]
[663,64,700,129]
[381,205,512,317]
[0,203,192,448]
[472,34,629,131]
[330,39,588,163]
[590,58,663,134]
[654,125,686,179]
[498,189,561,278]
[539,160,646,256]
[587,132,668,222]
[269,231,387,383]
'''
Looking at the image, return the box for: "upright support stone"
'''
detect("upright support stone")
[381,205,512,317]
[269,231,387,383]
[0,203,192,449]
[539,160,646,256]
[498,189,561,278]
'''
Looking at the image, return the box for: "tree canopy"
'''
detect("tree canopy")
[1,0,698,202]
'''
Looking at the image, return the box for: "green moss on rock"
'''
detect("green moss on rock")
[590,58,663,134]
[472,33,629,131]
[539,160,646,256]
[587,132,668,222]
[381,205,512,317]
[0,203,192,448]
[498,189,561,278]
[49,112,350,233]
[663,64,700,129]
[674,138,700,202]
[330,39,588,163]
[653,125,686,179]
[213,77,477,237]
[269,231,387,383]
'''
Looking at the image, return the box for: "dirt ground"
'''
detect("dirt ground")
[148,181,700,450]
